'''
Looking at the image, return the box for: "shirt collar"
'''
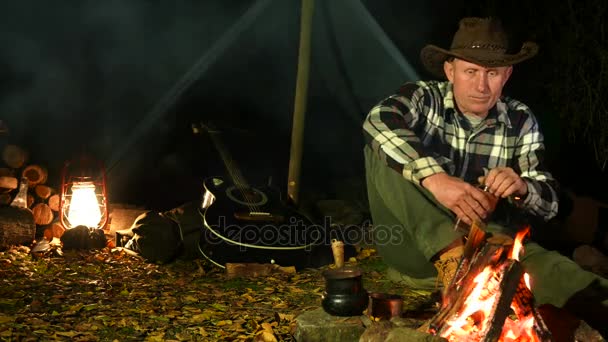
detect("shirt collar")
[442,82,512,128]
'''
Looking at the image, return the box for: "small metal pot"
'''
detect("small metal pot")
[368,292,403,320]
[321,268,369,316]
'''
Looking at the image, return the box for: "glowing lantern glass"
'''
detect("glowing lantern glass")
[60,157,108,230]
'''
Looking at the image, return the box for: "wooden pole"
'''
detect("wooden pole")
[287,0,315,206]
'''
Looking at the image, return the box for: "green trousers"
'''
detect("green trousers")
[364,146,604,307]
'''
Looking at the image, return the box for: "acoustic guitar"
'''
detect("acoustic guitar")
[193,123,323,269]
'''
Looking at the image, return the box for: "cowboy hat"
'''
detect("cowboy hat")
[420,17,539,78]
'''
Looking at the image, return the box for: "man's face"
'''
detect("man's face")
[443,58,513,117]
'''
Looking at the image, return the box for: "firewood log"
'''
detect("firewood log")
[2,144,28,169]
[0,193,12,205]
[47,194,60,212]
[41,221,66,240]
[225,263,296,278]
[22,165,47,187]
[0,168,13,177]
[31,203,53,226]
[51,222,66,238]
[34,184,53,200]
[0,206,36,249]
[0,176,18,193]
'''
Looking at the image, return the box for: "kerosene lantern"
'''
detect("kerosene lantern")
[60,156,108,230]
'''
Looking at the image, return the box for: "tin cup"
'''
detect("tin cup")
[368,292,403,320]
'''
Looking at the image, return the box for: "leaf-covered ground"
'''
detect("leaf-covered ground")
[0,246,435,341]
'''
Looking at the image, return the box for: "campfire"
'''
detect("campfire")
[422,222,553,341]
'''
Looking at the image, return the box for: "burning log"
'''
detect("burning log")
[2,144,28,169]
[0,206,36,249]
[424,222,553,341]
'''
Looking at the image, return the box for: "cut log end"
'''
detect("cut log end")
[32,203,54,226]
[48,194,60,212]
[2,145,28,169]
[22,165,48,187]
[0,176,18,193]
[34,184,53,200]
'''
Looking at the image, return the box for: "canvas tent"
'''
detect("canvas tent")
[102,0,423,208]
[0,0,429,209]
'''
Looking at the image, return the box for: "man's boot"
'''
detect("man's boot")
[433,245,464,290]
[418,244,464,334]
[563,279,608,338]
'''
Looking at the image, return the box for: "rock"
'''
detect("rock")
[360,318,447,342]
[294,307,366,342]
[294,307,446,342]
[575,320,606,341]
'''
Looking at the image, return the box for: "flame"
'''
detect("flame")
[67,181,102,228]
[439,227,541,341]
[509,226,530,260]
[524,273,531,290]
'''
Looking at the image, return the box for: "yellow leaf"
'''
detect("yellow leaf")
[183,295,198,303]
[241,293,256,302]
[260,322,275,332]
[190,311,213,323]
[68,304,83,312]
[277,313,295,322]
[254,331,277,342]
[216,320,232,326]
[272,303,288,309]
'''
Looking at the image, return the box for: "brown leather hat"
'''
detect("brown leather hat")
[420,17,538,78]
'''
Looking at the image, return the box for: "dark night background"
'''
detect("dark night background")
[0,0,606,213]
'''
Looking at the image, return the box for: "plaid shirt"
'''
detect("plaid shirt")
[363,80,559,221]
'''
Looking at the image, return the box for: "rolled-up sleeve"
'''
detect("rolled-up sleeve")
[515,114,559,220]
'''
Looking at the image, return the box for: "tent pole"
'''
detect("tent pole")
[287,0,315,207]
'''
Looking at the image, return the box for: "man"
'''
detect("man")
[363,17,608,336]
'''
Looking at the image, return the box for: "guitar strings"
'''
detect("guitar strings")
[211,131,259,213]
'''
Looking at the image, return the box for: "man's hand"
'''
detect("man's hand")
[480,167,527,199]
[421,173,497,225]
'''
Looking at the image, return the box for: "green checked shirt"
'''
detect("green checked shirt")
[363,80,559,221]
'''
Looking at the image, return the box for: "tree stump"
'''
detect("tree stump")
[0,206,36,249]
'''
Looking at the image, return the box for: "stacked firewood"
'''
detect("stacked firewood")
[0,123,65,249]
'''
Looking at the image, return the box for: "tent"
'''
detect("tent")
[0,0,434,209]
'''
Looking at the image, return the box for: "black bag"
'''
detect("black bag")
[61,225,107,250]
[124,202,203,263]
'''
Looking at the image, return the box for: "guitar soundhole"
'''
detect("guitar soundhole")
[226,186,268,207]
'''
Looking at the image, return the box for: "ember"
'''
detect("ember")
[425,223,553,341]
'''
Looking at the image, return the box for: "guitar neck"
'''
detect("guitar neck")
[205,126,250,189]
